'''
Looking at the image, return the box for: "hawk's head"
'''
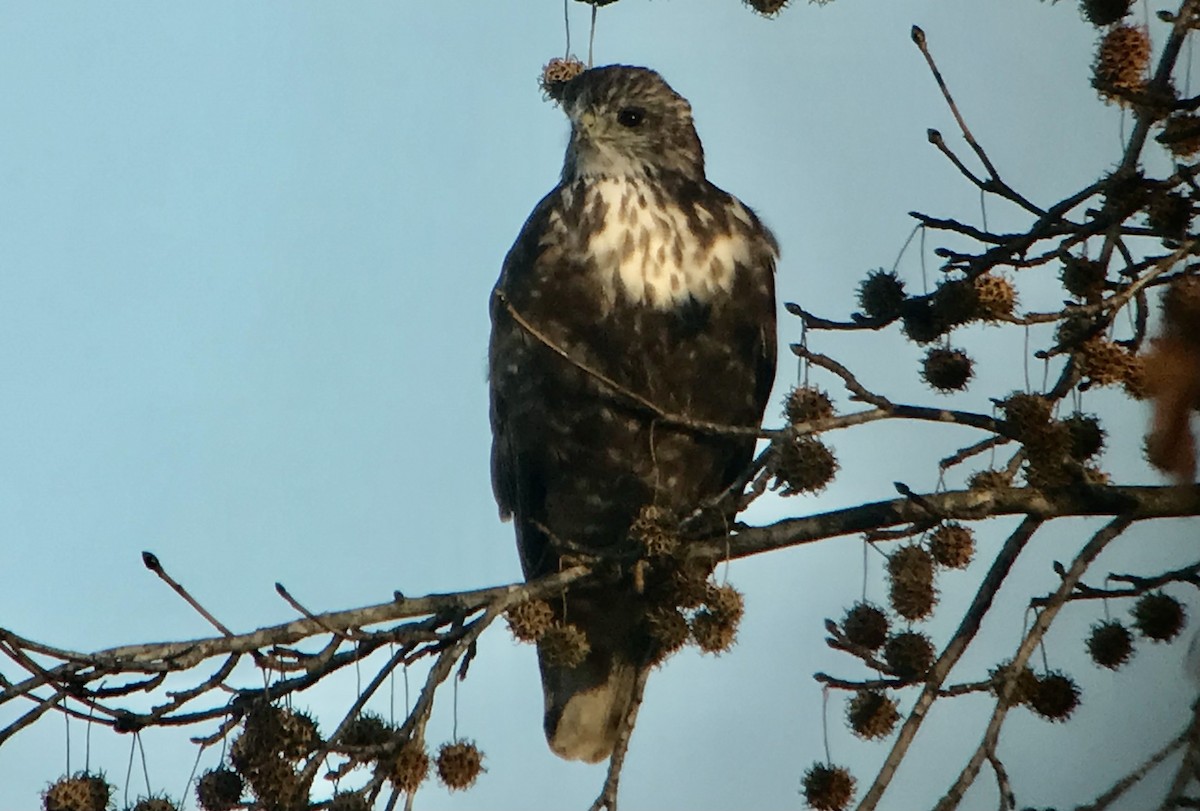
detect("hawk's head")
[559,65,705,183]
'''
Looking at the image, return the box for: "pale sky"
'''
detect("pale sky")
[0,2,1194,809]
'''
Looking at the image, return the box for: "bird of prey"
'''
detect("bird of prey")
[489,65,778,763]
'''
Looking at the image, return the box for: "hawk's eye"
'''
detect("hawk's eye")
[616,107,645,128]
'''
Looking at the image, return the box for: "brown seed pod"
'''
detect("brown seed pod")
[1061,257,1108,300]
[644,606,690,664]
[932,279,981,327]
[1063,413,1106,461]
[1146,190,1192,240]
[857,269,907,320]
[841,602,889,650]
[973,274,1016,320]
[884,631,935,679]
[1158,113,1200,158]
[541,622,591,668]
[929,523,975,569]
[989,660,1039,706]
[744,0,790,16]
[1029,671,1081,722]
[691,608,739,654]
[967,469,1011,491]
[1022,421,1074,491]
[194,769,243,811]
[506,599,556,643]
[921,347,973,392]
[900,297,950,344]
[241,755,305,809]
[801,763,856,811]
[538,57,585,102]
[846,690,901,740]
[1093,24,1151,104]
[328,793,372,811]
[1132,591,1187,642]
[1079,338,1136,387]
[998,392,1052,439]
[385,742,430,793]
[43,773,112,811]
[774,435,838,495]
[1082,0,1131,26]
[703,583,746,622]
[785,385,835,424]
[887,545,937,621]
[436,741,486,791]
[628,504,681,557]
[130,797,180,811]
[341,712,394,749]
[1121,353,1149,400]
[1087,620,1135,669]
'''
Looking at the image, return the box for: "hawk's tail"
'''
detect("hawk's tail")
[538,647,640,763]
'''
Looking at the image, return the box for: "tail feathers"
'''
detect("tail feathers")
[539,650,639,763]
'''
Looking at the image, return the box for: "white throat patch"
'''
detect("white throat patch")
[581,177,761,310]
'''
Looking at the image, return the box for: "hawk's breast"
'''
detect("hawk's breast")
[555,177,766,310]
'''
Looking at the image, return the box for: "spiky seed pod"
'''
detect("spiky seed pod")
[1087,620,1135,669]
[801,763,856,811]
[774,435,838,495]
[1022,421,1075,491]
[1093,24,1151,103]
[1055,314,1098,350]
[43,774,112,811]
[1132,592,1187,642]
[973,274,1016,320]
[655,561,712,610]
[929,523,975,569]
[704,583,746,623]
[1029,671,1081,722]
[921,347,973,392]
[506,599,555,643]
[841,602,889,650]
[857,269,906,319]
[1103,168,1150,217]
[130,798,179,811]
[785,385,835,424]
[846,690,901,740]
[1158,113,1200,158]
[1121,353,1148,399]
[1082,0,1131,26]
[436,741,485,791]
[932,279,980,326]
[328,793,372,811]
[900,297,949,344]
[242,756,305,809]
[386,742,430,793]
[1078,338,1135,386]
[195,769,243,811]
[341,712,393,749]
[1063,413,1106,461]
[1146,190,1192,240]
[745,0,790,15]
[644,606,690,664]
[628,504,680,557]
[277,709,319,760]
[538,57,585,101]
[989,661,1039,706]
[968,469,1011,491]
[541,622,591,668]
[887,545,936,621]
[884,631,935,679]
[691,608,739,654]
[998,392,1052,439]
[1061,257,1108,300]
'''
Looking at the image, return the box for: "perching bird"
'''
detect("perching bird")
[489,65,778,763]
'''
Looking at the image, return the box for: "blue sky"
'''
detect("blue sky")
[0,2,1194,809]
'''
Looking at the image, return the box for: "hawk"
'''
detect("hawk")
[489,65,778,763]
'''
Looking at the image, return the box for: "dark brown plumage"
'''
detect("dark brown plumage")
[489,66,777,762]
